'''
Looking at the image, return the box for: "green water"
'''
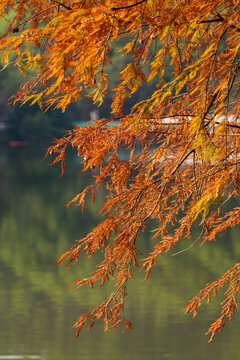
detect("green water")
[0,144,240,360]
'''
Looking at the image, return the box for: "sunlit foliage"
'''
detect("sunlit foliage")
[0,0,240,341]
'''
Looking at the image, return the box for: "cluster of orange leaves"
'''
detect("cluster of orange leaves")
[1,0,240,341]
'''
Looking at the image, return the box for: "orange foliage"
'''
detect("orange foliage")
[1,0,240,341]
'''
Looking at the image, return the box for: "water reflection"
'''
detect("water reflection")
[0,144,240,360]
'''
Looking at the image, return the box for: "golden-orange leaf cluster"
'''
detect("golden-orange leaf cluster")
[1,0,240,341]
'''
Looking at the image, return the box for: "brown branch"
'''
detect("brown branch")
[200,18,223,24]
[111,0,147,11]
[200,14,240,33]
[12,5,55,31]
[53,1,72,10]
[175,0,188,24]
[224,62,240,103]
[202,90,220,122]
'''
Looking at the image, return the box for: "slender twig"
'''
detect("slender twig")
[53,1,72,10]
[111,0,147,11]
[172,226,204,256]
[175,0,188,24]
[172,225,204,256]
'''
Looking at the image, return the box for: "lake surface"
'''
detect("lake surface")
[0,143,240,360]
